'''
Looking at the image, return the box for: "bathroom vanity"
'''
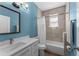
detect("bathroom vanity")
[0,37,39,56]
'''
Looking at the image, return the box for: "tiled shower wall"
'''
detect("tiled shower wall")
[42,6,66,42]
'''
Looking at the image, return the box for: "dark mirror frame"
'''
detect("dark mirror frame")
[0,5,20,35]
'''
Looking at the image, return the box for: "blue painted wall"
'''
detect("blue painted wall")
[0,2,38,41]
[29,2,38,37]
[70,2,77,20]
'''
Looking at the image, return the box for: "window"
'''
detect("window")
[49,15,59,27]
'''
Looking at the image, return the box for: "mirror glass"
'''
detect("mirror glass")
[0,5,20,34]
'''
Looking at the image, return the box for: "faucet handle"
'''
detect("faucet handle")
[9,38,14,44]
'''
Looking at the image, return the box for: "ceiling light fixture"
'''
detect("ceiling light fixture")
[12,2,28,9]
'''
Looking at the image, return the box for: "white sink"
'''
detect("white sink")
[0,42,26,52]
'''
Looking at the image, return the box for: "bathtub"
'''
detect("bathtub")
[46,40,64,55]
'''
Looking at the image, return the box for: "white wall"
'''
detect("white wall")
[77,3,79,56]
[77,3,79,47]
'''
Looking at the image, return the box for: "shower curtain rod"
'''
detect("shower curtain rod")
[44,12,69,17]
[37,12,69,18]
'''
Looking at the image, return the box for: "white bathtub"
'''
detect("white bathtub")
[46,40,64,55]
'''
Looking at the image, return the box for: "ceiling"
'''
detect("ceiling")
[34,2,66,11]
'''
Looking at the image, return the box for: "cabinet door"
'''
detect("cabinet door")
[13,47,31,56]
[31,42,39,56]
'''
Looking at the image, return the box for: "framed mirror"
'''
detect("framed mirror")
[0,5,20,34]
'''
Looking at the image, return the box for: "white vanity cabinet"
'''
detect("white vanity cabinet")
[13,47,31,56]
[31,41,39,56]
[12,40,39,56]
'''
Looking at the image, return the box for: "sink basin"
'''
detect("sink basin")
[1,42,26,52]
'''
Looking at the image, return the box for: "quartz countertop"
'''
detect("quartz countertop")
[0,38,39,56]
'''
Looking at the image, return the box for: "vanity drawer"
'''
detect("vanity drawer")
[13,47,31,56]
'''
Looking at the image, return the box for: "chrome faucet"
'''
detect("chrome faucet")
[9,38,14,44]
